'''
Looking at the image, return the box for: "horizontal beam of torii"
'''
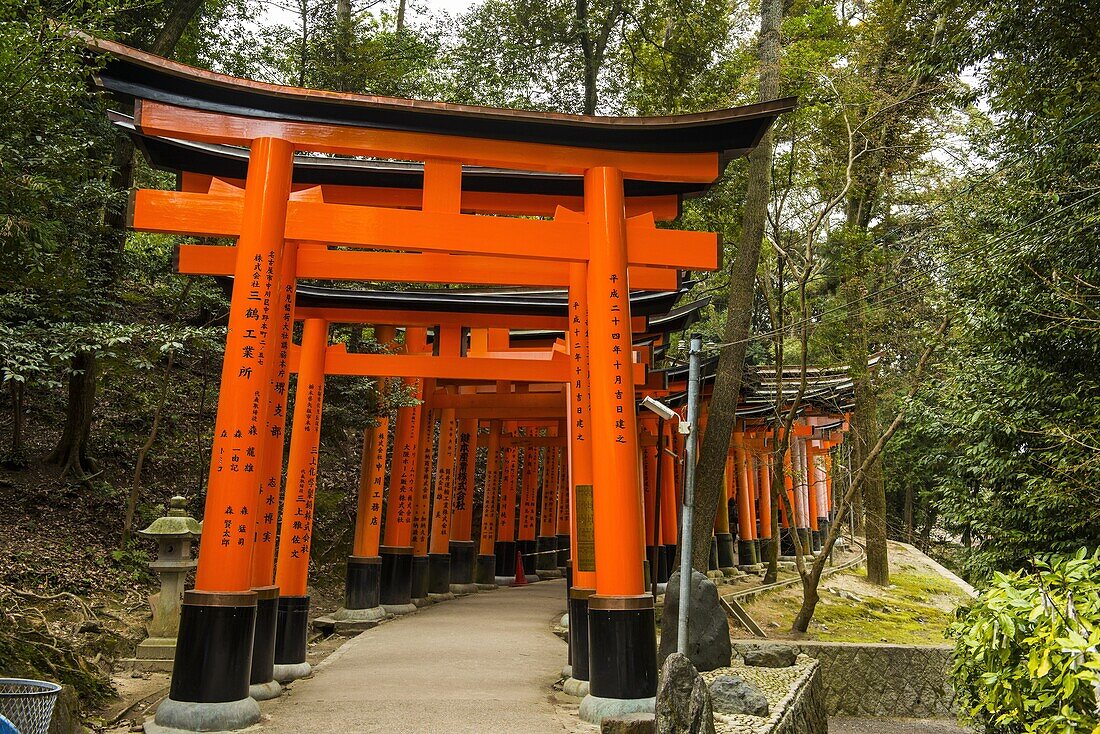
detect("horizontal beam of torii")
[133,189,717,268]
[287,342,648,384]
[291,306,647,331]
[178,172,683,221]
[175,243,681,291]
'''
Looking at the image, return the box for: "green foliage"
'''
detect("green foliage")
[217,0,443,95]
[947,550,1100,733]
[886,0,1100,577]
[0,4,118,290]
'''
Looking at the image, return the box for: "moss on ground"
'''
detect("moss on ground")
[741,564,970,646]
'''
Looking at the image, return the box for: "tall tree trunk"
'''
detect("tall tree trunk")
[846,274,888,584]
[396,0,407,34]
[336,0,351,80]
[47,351,98,479]
[299,0,309,87]
[575,0,598,115]
[690,0,783,571]
[790,318,947,631]
[919,505,936,551]
[122,349,176,548]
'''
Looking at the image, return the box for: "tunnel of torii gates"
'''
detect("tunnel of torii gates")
[81,34,857,731]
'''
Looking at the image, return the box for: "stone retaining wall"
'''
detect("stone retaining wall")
[771,663,826,734]
[705,659,826,734]
[732,641,955,719]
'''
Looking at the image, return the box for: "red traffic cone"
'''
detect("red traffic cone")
[511,550,528,587]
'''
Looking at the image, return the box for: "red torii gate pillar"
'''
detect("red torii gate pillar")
[516,431,540,580]
[246,225,298,702]
[658,421,679,582]
[555,427,571,571]
[494,426,521,581]
[409,380,437,603]
[379,368,425,614]
[714,453,737,572]
[564,262,596,699]
[334,325,396,625]
[160,138,293,730]
[272,317,330,683]
[579,167,657,718]
[732,431,758,565]
[474,417,504,586]
[536,437,564,577]
[448,413,481,593]
[427,403,459,597]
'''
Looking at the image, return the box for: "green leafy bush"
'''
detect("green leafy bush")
[947,549,1100,733]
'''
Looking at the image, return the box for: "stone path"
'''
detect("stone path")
[257,580,580,734]
[829,717,970,733]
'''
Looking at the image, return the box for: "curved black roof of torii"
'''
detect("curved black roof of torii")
[658,356,870,415]
[110,113,706,203]
[86,36,796,160]
[292,283,685,318]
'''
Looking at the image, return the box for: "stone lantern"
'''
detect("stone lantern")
[132,496,202,671]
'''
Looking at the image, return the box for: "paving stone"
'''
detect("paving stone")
[602,713,657,734]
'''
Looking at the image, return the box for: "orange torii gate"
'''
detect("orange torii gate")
[91,35,793,731]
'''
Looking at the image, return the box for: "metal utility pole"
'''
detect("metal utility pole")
[677,334,703,655]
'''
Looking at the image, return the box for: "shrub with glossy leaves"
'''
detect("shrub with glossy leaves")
[947,549,1100,733]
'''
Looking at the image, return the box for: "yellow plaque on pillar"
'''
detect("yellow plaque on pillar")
[575,484,595,572]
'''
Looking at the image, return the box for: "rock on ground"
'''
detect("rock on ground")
[656,653,698,734]
[740,643,797,668]
[657,652,718,734]
[708,675,769,717]
[659,571,732,672]
[688,676,716,734]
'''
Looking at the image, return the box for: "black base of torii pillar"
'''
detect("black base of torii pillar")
[379,545,416,614]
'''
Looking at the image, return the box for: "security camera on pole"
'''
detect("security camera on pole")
[640,334,701,655]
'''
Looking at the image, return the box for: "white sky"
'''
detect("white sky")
[425,0,478,13]
[259,0,481,27]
